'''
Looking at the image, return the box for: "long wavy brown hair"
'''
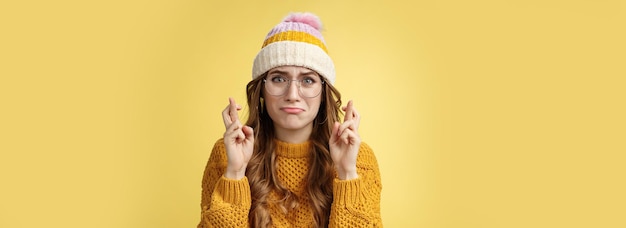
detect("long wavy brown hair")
[244,72,342,227]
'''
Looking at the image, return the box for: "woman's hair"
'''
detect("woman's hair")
[244,72,342,227]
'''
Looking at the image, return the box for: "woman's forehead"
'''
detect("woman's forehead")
[268,66,319,76]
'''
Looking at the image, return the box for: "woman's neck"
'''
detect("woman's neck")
[274,124,312,143]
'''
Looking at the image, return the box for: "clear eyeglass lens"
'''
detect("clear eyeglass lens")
[264,78,323,98]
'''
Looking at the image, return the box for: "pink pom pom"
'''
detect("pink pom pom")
[283,12,322,30]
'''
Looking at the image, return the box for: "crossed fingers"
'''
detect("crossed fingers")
[222,97,245,141]
[335,100,361,144]
[222,97,241,127]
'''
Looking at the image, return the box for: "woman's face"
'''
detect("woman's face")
[263,66,323,135]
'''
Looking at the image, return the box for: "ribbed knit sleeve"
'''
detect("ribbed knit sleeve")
[197,139,251,228]
[329,142,383,227]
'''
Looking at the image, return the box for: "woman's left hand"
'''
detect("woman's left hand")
[330,100,361,180]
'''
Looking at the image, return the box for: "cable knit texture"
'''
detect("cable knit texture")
[198,138,382,227]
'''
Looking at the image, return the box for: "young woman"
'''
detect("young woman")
[198,12,382,227]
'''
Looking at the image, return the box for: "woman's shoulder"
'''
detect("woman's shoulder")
[356,141,379,170]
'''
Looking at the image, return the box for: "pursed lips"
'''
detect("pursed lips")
[280,107,304,114]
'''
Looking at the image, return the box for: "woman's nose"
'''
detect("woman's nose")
[285,80,301,99]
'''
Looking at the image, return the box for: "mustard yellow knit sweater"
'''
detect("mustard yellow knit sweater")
[198,139,382,227]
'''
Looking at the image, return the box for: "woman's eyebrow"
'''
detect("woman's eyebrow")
[267,70,292,75]
[299,71,318,77]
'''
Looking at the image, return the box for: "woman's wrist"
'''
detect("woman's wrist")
[224,168,246,180]
[336,167,358,180]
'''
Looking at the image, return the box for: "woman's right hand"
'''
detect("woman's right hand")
[221,97,254,180]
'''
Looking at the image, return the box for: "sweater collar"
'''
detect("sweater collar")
[274,139,311,158]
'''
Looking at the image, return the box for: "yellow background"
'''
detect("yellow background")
[1,0,624,227]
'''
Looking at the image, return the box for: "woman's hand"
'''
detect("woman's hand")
[222,97,254,180]
[330,100,361,180]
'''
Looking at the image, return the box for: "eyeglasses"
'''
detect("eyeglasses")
[263,76,324,98]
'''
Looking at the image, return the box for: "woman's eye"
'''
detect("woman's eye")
[271,76,287,83]
[302,78,315,85]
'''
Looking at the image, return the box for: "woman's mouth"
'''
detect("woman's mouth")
[281,107,304,114]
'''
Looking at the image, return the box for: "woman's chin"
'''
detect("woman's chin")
[275,121,312,132]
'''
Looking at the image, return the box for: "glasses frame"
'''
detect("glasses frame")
[263,77,325,98]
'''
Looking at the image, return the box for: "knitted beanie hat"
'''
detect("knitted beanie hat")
[252,12,336,84]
